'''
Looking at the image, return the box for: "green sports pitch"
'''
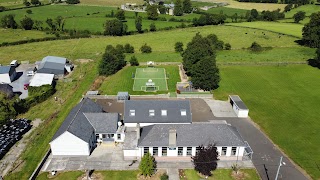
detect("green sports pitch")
[133,68,168,91]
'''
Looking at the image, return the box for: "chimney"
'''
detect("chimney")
[136,123,140,140]
[169,129,176,148]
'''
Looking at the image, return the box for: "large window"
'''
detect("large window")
[153,147,158,156]
[144,147,149,155]
[231,147,237,156]
[162,147,167,156]
[221,147,227,155]
[187,147,192,156]
[178,147,183,156]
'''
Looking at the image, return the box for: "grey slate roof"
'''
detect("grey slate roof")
[138,124,246,147]
[0,84,14,98]
[84,113,119,134]
[230,95,248,110]
[38,62,66,75]
[42,56,67,64]
[0,66,10,74]
[51,98,104,143]
[124,100,192,124]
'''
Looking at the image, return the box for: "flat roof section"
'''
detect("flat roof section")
[229,95,248,110]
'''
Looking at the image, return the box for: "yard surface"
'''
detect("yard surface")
[182,169,260,180]
[133,68,168,91]
[214,64,320,179]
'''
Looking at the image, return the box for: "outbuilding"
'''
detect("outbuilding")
[0,66,16,84]
[229,95,249,118]
[29,73,54,87]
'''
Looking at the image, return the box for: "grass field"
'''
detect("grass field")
[183,169,260,180]
[0,0,46,8]
[285,4,320,18]
[99,65,179,95]
[204,6,249,16]
[0,29,54,43]
[37,171,83,180]
[214,65,320,179]
[133,68,168,91]
[80,0,144,6]
[227,21,304,38]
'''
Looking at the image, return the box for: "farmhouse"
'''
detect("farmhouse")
[49,98,124,156]
[0,84,14,98]
[36,56,73,77]
[29,73,54,87]
[124,100,192,127]
[0,66,16,84]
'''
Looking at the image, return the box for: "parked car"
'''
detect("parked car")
[10,60,18,67]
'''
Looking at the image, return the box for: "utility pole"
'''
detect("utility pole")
[275,156,283,180]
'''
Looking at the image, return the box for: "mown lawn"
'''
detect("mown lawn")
[182,169,260,180]
[227,21,303,38]
[214,65,320,179]
[95,170,139,180]
[37,171,83,180]
[98,65,180,95]
[0,28,54,43]
[0,25,303,65]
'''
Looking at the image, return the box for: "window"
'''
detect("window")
[231,147,237,156]
[187,147,192,156]
[196,147,201,154]
[130,110,135,116]
[117,134,121,140]
[178,147,183,156]
[153,147,158,156]
[221,147,227,155]
[149,109,155,116]
[102,134,106,138]
[161,110,167,116]
[162,147,167,156]
[181,109,187,116]
[144,147,149,155]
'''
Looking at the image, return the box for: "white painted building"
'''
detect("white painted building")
[29,73,54,87]
[0,66,16,84]
[229,95,249,118]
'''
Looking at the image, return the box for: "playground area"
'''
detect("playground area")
[132,68,168,92]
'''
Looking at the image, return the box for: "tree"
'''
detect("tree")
[250,41,262,51]
[175,42,183,53]
[33,20,43,30]
[140,43,152,53]
[20,16,34,30]
[115,9,125,20]
[250,9,259,20]
[146,5,158,20]
[139,152,156,177]
[104,19,127,36]
[174,0,183,16]
[206,34,224,50]
[130,56,139,66]
[149,22,156,32]
[55,16,65,31]
[191,56,220,91]
[293,11,306,23]
[0,14,18,29]
[302,12,320,48]
[225,43,231,50]
[315,48,320,66]
[191,144,219,177]
[31,0,40,6]
[46,18,56,31]
[23,0,31,6]
[158,5,166,14]
[135,16,142,33]
[0,93,16,125]
[284,4,293,12]
[182,0,192,13]
[124,43,135,53]
[99,45,126,75]
[0,6,5,12]
[66,0,80,4]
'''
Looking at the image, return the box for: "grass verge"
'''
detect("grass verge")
[182,169,260,180]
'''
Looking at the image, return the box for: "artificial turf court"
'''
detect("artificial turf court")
[133,68,168,91]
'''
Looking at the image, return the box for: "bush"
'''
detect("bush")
[124,43,134,53]
[140,43,152,53]
[175,42,183,53]
[225,43,231,50]
[26,9,32,14]
[130,56,139,66]
[250,41,262,51]
[160,173,169,180]
[149,22,156,32]
[0,6,6,12]
[139,152,156,177]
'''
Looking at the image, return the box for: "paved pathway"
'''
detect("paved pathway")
[204,99,310,180]
[167,168,179,180]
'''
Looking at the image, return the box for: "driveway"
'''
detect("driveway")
[10,64,36,99]
[204,99,309,180]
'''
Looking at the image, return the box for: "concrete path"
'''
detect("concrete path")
[167,168,179,180]
[204,99,309,180]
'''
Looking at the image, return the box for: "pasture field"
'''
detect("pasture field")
[204,6,249,16]
[214,65,320,179]
[0,0,46,8]
[0,29,54,43]
[80,0,144,6]
[99,65,179,95]
[0,25,304,65]
[184,169,260,180]
[133,68,168,92]
[227,21,303,37]
[285,4,320,18]
[278,17,310,25]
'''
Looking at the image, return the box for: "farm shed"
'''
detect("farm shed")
[229,95,249,118]
[29,73,54,87]
[117,92,129,101]
[0,66,16,84]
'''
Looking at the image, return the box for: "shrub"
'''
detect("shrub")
[149,22,156,32]
[130,56,139,66]
[124,43,134,53]
[0,6,6,12]
[175,42,183,53]
[140,43,152,53]
[139,152,156,177]
[250,41,262,51]
[225,43,231,50]
[160,173,169,180]
[26,9,32,14]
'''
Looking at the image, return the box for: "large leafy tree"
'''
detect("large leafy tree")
[192,144,219,177]
[191,56,220,91]
[99,45,127,76]
[174,0,183,16]
[104,19,127,36]
[182,0,192,13]
[115,9,125,20]
[20,16,34,30]
[315,48,320,67]
[302,12,320,48]
[293,11,306,23]
[0,93,16,125]
[0,14,18,29]
[66,0,80,4]
[146,5,158,20]
[139,152,156,177]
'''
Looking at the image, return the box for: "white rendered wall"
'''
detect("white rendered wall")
[0,74,11,83]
